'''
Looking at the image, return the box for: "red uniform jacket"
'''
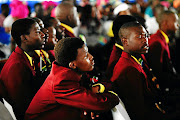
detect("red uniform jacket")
[25,62,119,120]
[0,46,41,120]
[106,45,123,80]
[111,51,154,120]
[146,30,176,89]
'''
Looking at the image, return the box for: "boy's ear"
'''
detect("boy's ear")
[69,61,76,69]
[67,15,72,23]
[20,35,27,43]
[121,37,128,46]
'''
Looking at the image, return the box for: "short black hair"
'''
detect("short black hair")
[54,37,84,67]
[34,3,42,8]
[43,16,55,28]
[157,10,175,25]
[112,15,137,44]
[1,3,9,11]
[119,22,142,39]
[11,18,36,46]
[31,17,41,24]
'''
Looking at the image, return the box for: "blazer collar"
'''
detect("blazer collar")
[15,46,36,76]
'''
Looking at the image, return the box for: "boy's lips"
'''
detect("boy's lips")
[91,60,95,66]
[142,44,149,49]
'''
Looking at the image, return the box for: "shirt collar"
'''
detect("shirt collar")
[24,51,33,66]
[61,23,74,34]
[115,43,124,50]
[131,55,142,66]
[160,30,169,44]
[34,50,49,58]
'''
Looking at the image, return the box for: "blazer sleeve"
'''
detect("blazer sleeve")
[53,78,119,112]
[6,63,34,113]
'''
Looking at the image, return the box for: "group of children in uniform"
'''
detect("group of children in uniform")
[0,7,179,120]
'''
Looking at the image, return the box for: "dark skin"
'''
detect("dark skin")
[20,22,45,56]
[120,25,149,55]
[69,44,100,119]
[55,2,78,28]
[159,13,179,38]
[33,18,48,48]
[50,18,65,40]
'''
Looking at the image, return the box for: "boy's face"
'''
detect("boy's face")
[45,26,57,50]
[37,19,49,44]
[73,44,94,72]
[70,7,79,28]
[52,18,65,40]
[126,26,149,54]
[167,13,179,35]
[25,23,45,50]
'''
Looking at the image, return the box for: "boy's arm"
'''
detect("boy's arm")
[53,79,119,112]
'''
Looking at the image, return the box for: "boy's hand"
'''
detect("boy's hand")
[84,111,99,119]
[91,85,100,93]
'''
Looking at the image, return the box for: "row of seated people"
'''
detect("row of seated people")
[0,2,79,119]
[0,3,179,120]
[0,17,121,120]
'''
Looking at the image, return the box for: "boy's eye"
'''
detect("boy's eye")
[138,34,150,39]
[84,53,88,58]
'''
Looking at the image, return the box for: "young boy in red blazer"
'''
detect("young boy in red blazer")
[0,18,45,120]
[111,22,164,120]
[25,37,119,120]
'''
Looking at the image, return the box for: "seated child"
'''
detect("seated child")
[25,37,119,120]
[111,22,164,120]
[43,18,58,61]
[0,18,45,120]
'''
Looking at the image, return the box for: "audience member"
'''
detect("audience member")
[55,2,79,37]
[31,17,53,82]
[42,1,58,17]
[79,4,102,47]
[146,4,166,34]
[43,16,65,40]
[3,0,29,52]
[113,2,131,16]
[25,37,119,120]
[30,3,44,20]
[111,22,163,120]
[129,2,142,17]
[0,18,45,120]
[0,3,9,27]
[144,0,160,19]
[146,11,179,118]
[43,17,58,61]
[146,10,179,90]
[106,15,137,80]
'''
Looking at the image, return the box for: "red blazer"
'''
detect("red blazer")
[111,52,153,120]
[106,45,123,80]
[0,46,39,120]
[146,30,175,89]
[25,62,119,120]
